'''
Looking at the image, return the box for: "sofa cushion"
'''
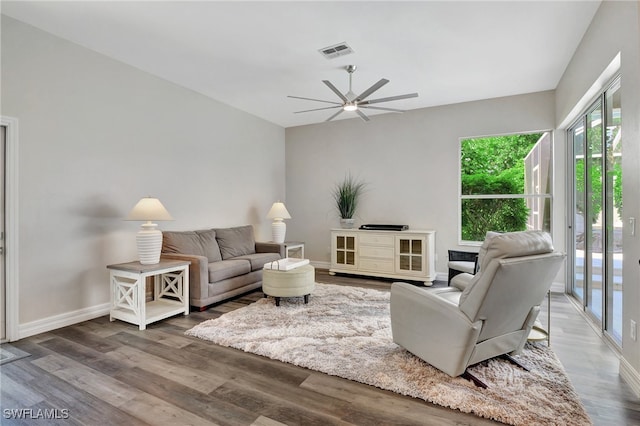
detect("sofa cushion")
[163,231,205,257]
[162,230,222,262]
[215,225,256,260]
[196,229,222,262]
[235,252,281,271]
[208,259,251,282]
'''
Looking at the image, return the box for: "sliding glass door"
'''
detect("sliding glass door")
[604,79,622,342]
[569,76,622,345]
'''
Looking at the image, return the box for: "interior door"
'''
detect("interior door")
[0,125,6,342]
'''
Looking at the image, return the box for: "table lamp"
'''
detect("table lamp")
[267,201,291,243]
[126,197,173,264]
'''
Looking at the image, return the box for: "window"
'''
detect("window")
[459,132,553,243]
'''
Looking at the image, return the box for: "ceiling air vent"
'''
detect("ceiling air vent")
[319,42,354,59]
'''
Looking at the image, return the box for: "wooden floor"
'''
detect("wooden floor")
[2,270,640,425]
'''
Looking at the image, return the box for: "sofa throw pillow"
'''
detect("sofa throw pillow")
[215,225,256,259]
[162,231,206,257]
[196,229,223,262]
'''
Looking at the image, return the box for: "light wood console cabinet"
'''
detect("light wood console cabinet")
[330,229,436,285]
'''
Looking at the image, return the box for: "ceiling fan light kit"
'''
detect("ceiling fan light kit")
[289,65,418,122]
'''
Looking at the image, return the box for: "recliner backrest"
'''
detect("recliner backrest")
[459,253,564,341]
[476,230,554,273]
[457,231,564,341]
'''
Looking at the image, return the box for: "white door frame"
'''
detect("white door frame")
[1,116,19,342]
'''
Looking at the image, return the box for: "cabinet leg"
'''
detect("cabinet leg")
[423,281,433,287]
[329,271,336,276]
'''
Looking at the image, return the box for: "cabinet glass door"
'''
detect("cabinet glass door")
[397,237,424,272]
[335,235,356,266]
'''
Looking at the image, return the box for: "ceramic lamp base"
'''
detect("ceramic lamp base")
[137,222,162,264]
[271,220,286,243]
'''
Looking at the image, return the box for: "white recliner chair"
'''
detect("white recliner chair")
[390,230,564,387]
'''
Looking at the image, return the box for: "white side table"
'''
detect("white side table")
[284,241,305,259]
[107,259,190,330]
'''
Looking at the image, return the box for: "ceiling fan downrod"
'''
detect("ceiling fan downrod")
[344,65,357,109]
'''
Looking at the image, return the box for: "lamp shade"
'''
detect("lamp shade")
[126,197,174,221]
[126,197,173,265]
[267,202,291,220]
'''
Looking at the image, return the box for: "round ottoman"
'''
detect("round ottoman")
[262,264,315,306]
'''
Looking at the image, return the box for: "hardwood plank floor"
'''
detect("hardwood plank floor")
[1,269,639,425]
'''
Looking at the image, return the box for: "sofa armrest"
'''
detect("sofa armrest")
[160,253,208,302]
[255,242,285,258]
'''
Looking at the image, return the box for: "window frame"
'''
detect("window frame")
[457,130,554,245]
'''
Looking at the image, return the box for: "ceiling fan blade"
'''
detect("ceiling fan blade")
[287,95,342,105]
[294,105,342,114]
[359,93,419,105]
[356,109,370,122]
[356,78,389,102]
[325,109,345,122]
[322,80,349,103]
[359,105,406,112]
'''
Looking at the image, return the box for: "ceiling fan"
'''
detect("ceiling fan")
[288,65,418,122]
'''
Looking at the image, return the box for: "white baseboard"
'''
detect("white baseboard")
[17,303,110,340]
[310,260,331,270]
[620,356,640,398]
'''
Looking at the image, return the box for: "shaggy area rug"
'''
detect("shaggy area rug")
[186,283,591,426]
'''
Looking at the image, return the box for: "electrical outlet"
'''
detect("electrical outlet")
[631,320,637,341]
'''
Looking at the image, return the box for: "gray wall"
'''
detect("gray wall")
[285,90,558,275]
[1,16,285,331]
[555,0,640,389]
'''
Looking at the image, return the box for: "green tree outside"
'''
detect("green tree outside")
[460,133,541,241]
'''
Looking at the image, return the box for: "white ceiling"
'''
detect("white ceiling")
[2,1,601,128]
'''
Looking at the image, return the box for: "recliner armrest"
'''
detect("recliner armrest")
[390,282,482,377]
[450,273,474,291]
[391,283,474,324]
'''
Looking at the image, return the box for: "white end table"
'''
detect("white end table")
[107,259,190,330]
[284,241,305,259]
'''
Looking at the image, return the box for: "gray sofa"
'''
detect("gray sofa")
[161,225,283,310]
